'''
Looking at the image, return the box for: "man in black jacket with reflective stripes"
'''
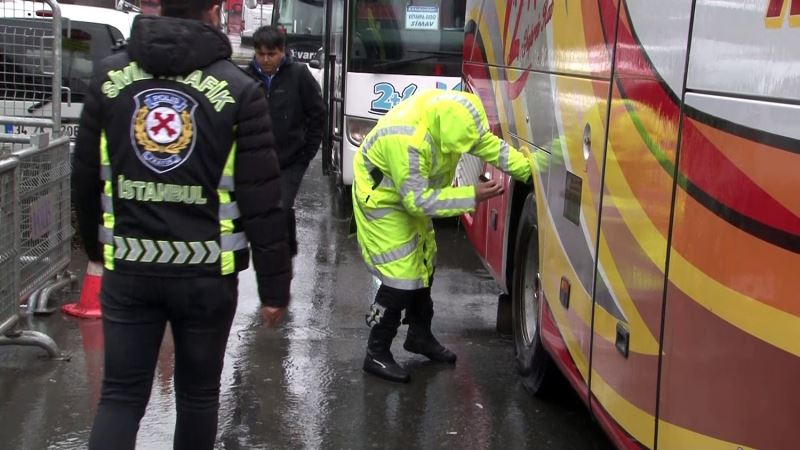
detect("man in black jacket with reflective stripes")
[71,0,291,448]
[247,25,325,255]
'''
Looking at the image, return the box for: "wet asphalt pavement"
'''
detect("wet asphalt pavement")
[0,156,612,449]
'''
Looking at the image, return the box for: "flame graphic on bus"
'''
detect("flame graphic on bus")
[765,0,800,28]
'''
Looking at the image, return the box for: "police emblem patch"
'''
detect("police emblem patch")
[131,89,198,173]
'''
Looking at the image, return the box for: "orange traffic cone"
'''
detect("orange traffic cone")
[62,261,103,319]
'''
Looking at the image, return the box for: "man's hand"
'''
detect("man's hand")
[476,180,504,203]
[260,306,287,327]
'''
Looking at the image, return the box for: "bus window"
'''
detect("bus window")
[349,0,465,76]
[276,0,323,35]
[274,0,323,64]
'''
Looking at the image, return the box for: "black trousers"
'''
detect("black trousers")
[88,270,238,450]
[280,159,310,256]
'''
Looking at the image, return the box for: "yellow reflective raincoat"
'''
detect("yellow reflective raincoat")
[352,90,532,290]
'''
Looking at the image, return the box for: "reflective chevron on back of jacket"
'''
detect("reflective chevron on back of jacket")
[113,237,219,264]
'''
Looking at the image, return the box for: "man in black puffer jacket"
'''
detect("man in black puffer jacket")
[71,0,291,448]
[247,25,325,256]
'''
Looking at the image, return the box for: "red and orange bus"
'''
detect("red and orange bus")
[458,0,800,448]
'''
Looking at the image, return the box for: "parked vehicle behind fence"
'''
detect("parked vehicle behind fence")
[0,0,136,148]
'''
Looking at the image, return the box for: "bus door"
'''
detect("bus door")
[587,1,695,446]
[321,0,346,179]
[656,1,800,448]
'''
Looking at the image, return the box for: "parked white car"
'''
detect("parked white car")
[0,1,137,142]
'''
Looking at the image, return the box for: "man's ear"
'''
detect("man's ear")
[202,4,221,27]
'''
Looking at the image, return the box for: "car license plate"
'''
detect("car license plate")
[5,123,79,139]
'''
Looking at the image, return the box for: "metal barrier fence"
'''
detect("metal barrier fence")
[0,0,68,358]
[15,135,73,311]
[0,157,19,335]
[0,152,62,358]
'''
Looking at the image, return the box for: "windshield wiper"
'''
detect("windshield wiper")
[370,50,463,71]
[27,98,51,113]
[407,50,462,57]
[371,55,437,71]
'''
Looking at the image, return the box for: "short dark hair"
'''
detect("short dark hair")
[253,25,285,50]
[160,0,221,20]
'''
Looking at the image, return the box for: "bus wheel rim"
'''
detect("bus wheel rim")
[523,235,540,345]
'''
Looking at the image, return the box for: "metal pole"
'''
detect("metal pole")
[47,0,62,134]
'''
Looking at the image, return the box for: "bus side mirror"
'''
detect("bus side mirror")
[244,0,257,9]
[309,60,321,69]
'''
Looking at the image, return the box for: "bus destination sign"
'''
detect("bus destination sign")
[406,6,439,30]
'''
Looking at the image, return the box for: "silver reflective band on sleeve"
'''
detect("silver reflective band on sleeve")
[219,176,234,191]
[399,147,427,198]
[360,125,416,174]
[417,192,474,214]
[370,236,419,266]
[219,201,241,220]
[221,232,248,251]
[498,141,510,172]
[101,194,113,214]
[368,267,426,290]
[416,190,441,212]
[98,225,113,245]
[432,197,475,211]
[402,146,475,214]
[100,165,112,181]
[446,94,486,136]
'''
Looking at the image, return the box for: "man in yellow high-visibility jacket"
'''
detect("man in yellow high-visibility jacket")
[353,90,533,382]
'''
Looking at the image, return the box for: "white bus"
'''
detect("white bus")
[320,0,465,192]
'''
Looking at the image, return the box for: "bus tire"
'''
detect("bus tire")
[512,193,553,395]
[329,175,352,220]
[496,293,512,336]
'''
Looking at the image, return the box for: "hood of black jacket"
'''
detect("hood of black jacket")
[127,15,232,77]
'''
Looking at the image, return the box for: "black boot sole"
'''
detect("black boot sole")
[403,342,457,364]
[363,357,410,383]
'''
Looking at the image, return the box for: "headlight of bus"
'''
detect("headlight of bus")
[346,117,377,147]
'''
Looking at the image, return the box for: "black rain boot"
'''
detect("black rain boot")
[363,305,410,383]
[403,292,457,364]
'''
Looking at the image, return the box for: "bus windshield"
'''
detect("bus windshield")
[349,0,465,77]
[274,0,323,62]
[276,0,323,35]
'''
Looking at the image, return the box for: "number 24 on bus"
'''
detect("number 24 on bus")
[370,81,462,115]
